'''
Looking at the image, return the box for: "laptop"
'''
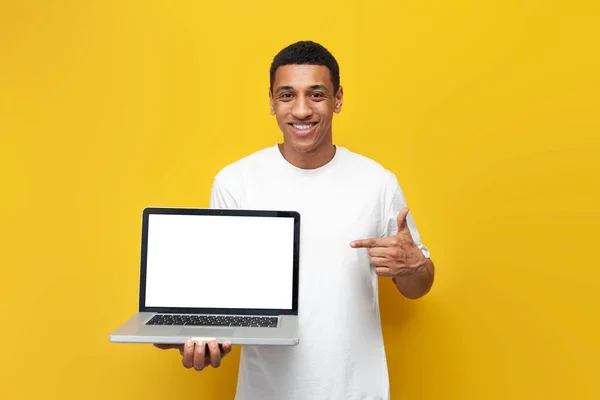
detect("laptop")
[109,207,300,346]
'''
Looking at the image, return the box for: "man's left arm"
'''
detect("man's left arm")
[351,207,435,300]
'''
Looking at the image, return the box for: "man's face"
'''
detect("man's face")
[269,64,343,154]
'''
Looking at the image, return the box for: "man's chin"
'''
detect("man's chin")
[288,139,319,154]
[281,134,313,150]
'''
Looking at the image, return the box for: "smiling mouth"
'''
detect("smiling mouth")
[289,122,318,131]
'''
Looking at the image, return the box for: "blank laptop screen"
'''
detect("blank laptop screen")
[144,213,295,310]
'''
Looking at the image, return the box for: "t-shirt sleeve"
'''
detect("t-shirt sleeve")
[380,177,431,258]
[209,177,240,209]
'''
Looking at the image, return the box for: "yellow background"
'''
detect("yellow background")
[1,0,598,399]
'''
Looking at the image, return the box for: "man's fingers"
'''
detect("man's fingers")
[153,343,185,354]
[207,340,222,368]
[181,339,195,369]
[193,341,206,371]
[368,247,389,258]
[158,340,232,371]
[350,238,378,248]
[370,256,391,267]
[154,343,177,350]
[396,207,410,232]
[155,343,184,351]
[351,238,383,248]
[221,341,232,357]
[375,266,393,277]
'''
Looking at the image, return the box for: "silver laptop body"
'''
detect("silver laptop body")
[109,207,300,346]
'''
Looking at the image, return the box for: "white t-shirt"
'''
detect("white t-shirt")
[210,144,430,400]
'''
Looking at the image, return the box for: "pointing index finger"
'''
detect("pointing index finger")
[350,238,382,248]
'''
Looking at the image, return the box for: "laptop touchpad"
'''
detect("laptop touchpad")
[179,327,234,336]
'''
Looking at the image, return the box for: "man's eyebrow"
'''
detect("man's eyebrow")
[309,84,329,92]
[275,85,293,93]
[275,84,330,93]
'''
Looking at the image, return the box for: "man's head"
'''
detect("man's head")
[269,41,340,95]
[269,41,343,155]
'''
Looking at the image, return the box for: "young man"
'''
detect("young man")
[156,40,434,400]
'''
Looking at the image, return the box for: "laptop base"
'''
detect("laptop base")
[109,312,300,346]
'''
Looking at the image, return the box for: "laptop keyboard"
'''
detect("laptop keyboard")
[146,314,279,328]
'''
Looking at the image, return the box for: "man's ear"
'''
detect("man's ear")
[269,88,275,115]
[334,85,344,114]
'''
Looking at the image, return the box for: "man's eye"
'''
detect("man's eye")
[280,93,292,98]
[311,93,324,98]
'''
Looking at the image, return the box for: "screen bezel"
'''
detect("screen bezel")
[138,207,300,316]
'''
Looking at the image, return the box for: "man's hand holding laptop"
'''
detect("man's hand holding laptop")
[154,339,232,370]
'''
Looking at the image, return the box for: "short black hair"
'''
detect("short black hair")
[269,41,340,94]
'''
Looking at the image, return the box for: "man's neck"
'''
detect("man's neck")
[278,142,336,170]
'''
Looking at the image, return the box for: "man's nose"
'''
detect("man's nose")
[291,97,313,119]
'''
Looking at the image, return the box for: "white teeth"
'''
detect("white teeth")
[293,124,314,130]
